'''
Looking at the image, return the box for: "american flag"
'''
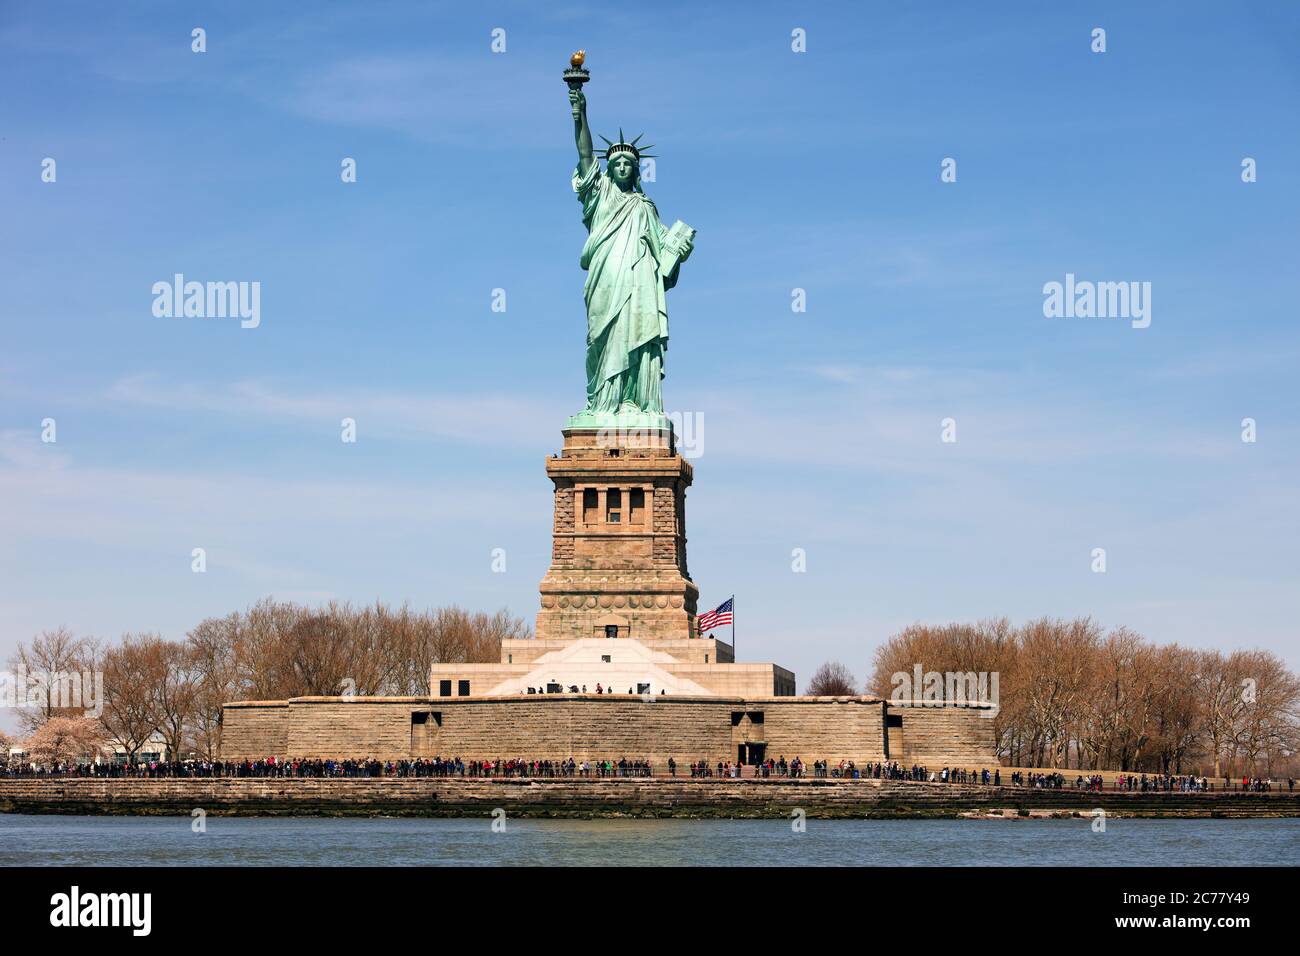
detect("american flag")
[697,597,733,634]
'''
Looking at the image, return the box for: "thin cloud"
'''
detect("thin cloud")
[105,375,564,446]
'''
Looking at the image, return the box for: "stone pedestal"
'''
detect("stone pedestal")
[536,425,699,643]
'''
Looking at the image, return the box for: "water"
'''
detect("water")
[1,814,1296,866]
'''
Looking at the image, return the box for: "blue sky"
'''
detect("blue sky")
[1,1,1298,724]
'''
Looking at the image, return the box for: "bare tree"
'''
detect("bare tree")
[1234,649,1300,775]
[864,616,1300,775]
[154,639,201,761]
[98,634,167,762]
[1198,649,1252,778]
[185,613,245,759]
[235,597,303,701]
[185,598,532,706]
[402,605,529,695]
[6,627,93,733]
[282,603,385,697]
[1148,644,1202,774]
[805,661,858,696]
[1080,627,1155,771]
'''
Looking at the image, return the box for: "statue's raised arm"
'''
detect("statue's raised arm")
[570,88,594,177]
[566,51,595,177]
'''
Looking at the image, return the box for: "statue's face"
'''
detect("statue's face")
[609,155,636,187]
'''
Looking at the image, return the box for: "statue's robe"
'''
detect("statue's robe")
[574,161,680,414]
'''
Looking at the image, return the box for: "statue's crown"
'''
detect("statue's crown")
[600,128,655,163]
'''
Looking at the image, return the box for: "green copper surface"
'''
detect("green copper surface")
[567,81,694,422]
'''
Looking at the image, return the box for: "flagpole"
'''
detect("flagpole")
[730,594,736,662]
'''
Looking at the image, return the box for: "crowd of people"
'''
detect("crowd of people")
[523,684,670,696]
[1012,771,1297,793]
[689,757,809,778]
[0,756,660,779]
[1107,773,1293,793]
[3,757,1293,792]
[799,761,1002,785]
[1009,770,1067,789]
[1110,773,1211,792]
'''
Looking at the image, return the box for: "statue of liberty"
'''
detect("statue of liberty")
[565,56,694,429]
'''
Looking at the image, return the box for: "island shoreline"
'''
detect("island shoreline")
[2,778,1296,819]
